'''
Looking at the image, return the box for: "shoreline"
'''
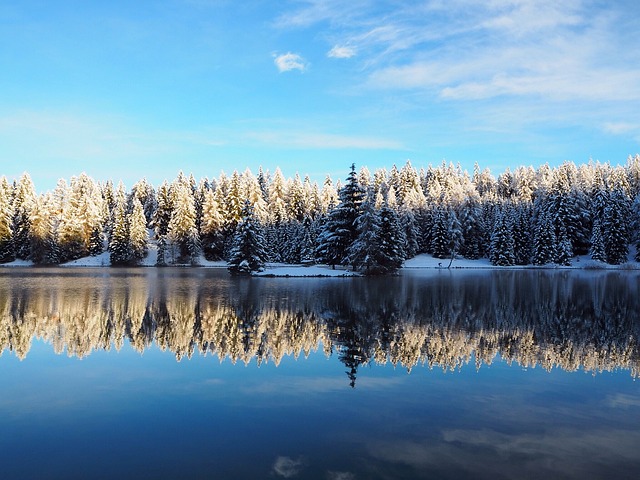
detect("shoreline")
[1,252,640,275]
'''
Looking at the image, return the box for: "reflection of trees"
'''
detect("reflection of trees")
[1,270,639,383]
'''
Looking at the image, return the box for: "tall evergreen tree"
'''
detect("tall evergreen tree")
[129,199,149,263]
[315,164,364,268]
[228,201,268,274]
[167,173,200,264]
[430,207,450,259]
[200,188,225,260]
[109,200,130,266]
[603,189,630,264]
[11,173,36,260]
[590,218,607,262]
[489,208,515,266]
[533,210,557,265]
[0,180,15,263]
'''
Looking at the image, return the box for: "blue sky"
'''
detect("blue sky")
[1,0,640,192]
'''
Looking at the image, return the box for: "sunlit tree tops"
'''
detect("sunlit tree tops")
[2,154,640,268]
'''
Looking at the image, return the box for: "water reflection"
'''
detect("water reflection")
[1,269,639,382]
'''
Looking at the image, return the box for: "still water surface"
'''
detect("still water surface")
[0,268,639,480]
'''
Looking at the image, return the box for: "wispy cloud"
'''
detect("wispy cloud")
[368,427,640,478]
[276,1,640,106]
[272,456,305,478]
[273,52,308,72]
[327,45,356,58]
[245,130,402,150]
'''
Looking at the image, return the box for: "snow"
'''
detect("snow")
[2,251,639,273]
[255,264,358,277]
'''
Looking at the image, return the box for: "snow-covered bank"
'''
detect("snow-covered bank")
[2,250,640,274]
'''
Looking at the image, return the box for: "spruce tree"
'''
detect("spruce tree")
[315,164,364,268]
[533,210,557,265]
[347,192,381,273]
[489,209,515,266]
[109,201,130,265]
[590,218,606,262]
[200,188,225,260]
[167,173,200,264]
[603,190,630,264]
[376,204,405,274]
[11,173,36,260]
[430,207,449,259]
[0,181,14,263]
[129,199,148,262]
[228,201,268,274]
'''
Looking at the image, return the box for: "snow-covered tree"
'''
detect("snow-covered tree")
[109,199,130,266]
[489,208,515,266]
[0,179,15,263]
[603,189,630,264]
[347,192,381,274]
[11,173,36,260]
[227,200,268,274]
[29,194,59,264]
[315,164,364,268]
[128,198,148,262]
[167,173,200,264]
[533,210,557,265]
[590,218,607,262]
[200,188,225,260]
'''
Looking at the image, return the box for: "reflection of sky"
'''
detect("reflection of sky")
[1,340,639,479]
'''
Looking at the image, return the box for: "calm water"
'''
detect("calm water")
[0,268,639,480]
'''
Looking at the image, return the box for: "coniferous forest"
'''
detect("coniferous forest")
[2,156,640,274]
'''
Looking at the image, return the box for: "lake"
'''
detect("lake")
[0,268,639,480]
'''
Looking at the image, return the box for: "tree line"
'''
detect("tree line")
[2,155,640,273]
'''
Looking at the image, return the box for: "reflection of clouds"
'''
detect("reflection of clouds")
[244,376,404,395]
[606,393,640,409]
[368,428,640,478]
[272,456,305,478]
[326,471,355,480]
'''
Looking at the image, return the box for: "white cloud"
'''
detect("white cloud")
[603,122,640,136]
[273,52,308,72]
[272,456,305,478]
[326,471,355,480]
[327,45,356,58]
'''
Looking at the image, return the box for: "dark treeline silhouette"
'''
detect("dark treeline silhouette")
[1,269,638,385]
[3,156,640,273]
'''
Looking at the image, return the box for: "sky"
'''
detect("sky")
[1,0,640,192]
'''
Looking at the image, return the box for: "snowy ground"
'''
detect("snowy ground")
[2,249,640,275]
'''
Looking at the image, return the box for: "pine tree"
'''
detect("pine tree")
[0,180,15,263]
[347,192,381,274]
[489,209,515,266]
[533,210,557,265]
[376,204,404,273]
[167,173,200,264]
[400,210,420,259]
[129,198,148,262]
[555,224,573,266]
[459,198,482,260]
[109,200,130,265]
[430,207,450,259]
[590,218,606,262]
[315,164,364,268]
[603,189,630,265]
[227,201,268,274]
[512,205,532,265]
[153,181,173,239]
[200,188,225,260]
[11,173,36,260]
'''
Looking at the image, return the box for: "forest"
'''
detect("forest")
[2,155,640,273]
